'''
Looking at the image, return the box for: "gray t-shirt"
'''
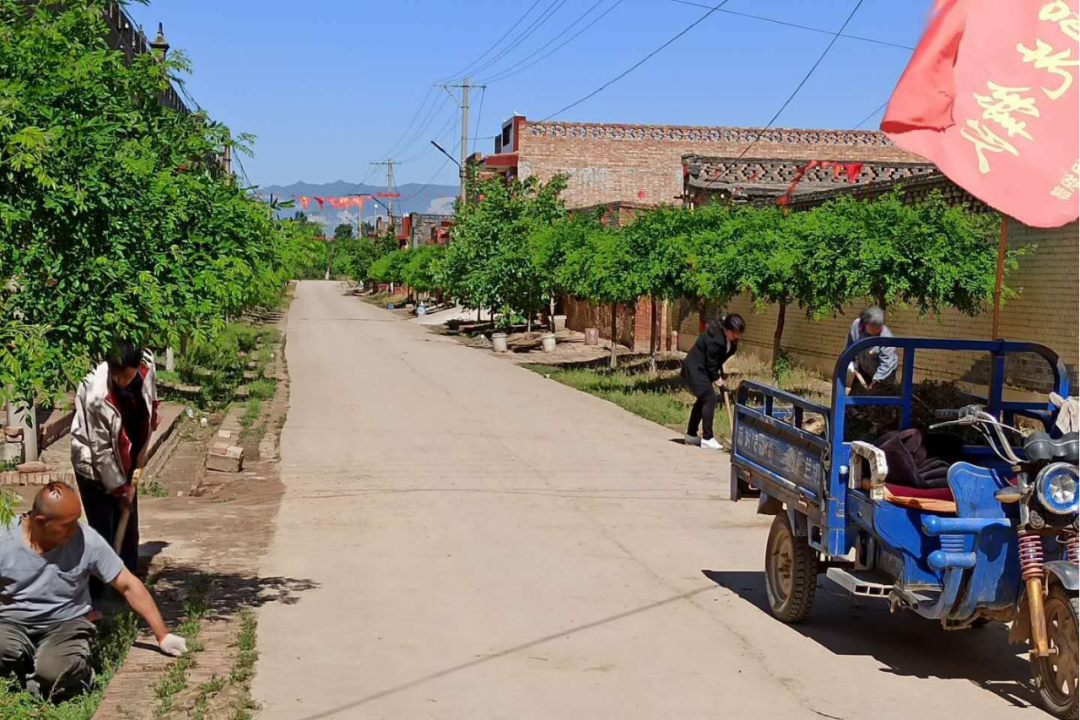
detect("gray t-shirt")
[0,518,124,631]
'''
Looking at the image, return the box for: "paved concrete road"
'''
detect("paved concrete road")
[253,281,1038,720]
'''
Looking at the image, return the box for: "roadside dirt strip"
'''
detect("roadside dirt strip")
[251,281,1036,720]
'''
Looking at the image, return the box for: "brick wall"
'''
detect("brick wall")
[517,121,923,209]
[672,219,1079,392]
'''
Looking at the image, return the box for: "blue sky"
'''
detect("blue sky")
[127,0,933,189]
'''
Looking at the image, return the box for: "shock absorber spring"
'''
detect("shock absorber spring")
[1062,531,1079,564]
[1018,530,1045,580]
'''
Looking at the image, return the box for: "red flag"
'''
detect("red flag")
[882,0,1079,227]
[845,162,863,184]
[298,196,310,210]
[314,196,325,209]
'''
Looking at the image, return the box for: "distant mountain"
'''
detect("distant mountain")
[259,180,458,228]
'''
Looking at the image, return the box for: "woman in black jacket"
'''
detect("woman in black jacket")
[682,313,745,449]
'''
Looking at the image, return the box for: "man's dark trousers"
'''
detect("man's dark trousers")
[0,618,96,701]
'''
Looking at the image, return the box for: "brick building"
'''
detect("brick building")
[483,115,924,209]
[406,213,454,248]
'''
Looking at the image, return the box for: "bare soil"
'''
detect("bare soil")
[88,312,297,720]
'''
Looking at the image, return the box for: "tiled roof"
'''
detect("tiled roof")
[683,155,937,202]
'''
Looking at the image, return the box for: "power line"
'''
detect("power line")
[852,99,889,130]
[466,0,570,80]
[480,0,627,85]
[399,108,459,163]
[401,118,463,204]
[389,93,455,161]
[668,0,914,50]
[716,0,867,172]
[540,0,735,121]
[435,0,545,83]
[381,87,438,160]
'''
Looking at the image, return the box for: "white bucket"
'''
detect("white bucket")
[553,315,567,332]
[492,332,508,353]
[541,334,556,353]
[584,327,599,346]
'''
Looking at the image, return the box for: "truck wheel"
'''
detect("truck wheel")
[1032,584,1078,720]
[764,513,818,623]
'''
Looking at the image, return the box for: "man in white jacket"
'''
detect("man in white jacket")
[70,340,160,597]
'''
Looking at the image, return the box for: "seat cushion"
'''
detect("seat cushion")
[883,483,956,513]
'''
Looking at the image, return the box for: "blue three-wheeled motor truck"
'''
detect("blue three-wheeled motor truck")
[730,338,1078,719]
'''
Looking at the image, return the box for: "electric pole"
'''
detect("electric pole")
[439,78,485,206]
[369,160,398,222]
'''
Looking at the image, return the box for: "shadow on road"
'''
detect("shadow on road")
[141,562,320,626]
[702,569,1038,711]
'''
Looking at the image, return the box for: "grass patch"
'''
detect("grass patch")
[248,379,276,401]
[0,612,139,719]
[526,362,705,434]
[229,610,258,685]
[154,578,212,716]
[141,479,170,499]
[525,353,832,439]
[190,675,227,720]
[239,400,262,430]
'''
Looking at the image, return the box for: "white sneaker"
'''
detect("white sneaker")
[684,434,701,446]
[700,437,723,450]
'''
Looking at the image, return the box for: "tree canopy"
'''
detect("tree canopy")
[0,1,307,404]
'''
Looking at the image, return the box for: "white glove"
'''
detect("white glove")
[159,633,188,657]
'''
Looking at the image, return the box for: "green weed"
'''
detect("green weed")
[248,379,276,401]
[141,480,170,499]
[240,400,262,430]
[229,609,259,685]
[153,577,212,715]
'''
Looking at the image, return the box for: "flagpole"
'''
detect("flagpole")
[991,214,1008,339]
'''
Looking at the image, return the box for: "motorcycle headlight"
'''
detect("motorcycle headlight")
[1035,462,1079,515]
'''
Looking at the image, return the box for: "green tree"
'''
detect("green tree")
[402,244,445,295]
[440,173,567,329]
[0,1,300,408]
[333,222,355,241]
[559,227,643,368]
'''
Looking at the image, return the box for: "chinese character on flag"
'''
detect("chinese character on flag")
[882,0,1079,227]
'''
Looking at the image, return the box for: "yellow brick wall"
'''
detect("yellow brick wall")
[672,218,1078,391]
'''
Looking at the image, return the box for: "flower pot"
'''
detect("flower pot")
[541,334,556,353]
[553,314,567,332]
[492,332,509,353]
[584,327,599,346]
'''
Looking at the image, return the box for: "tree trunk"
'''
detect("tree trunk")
[477,306,482,323]
[610,302,619,369]
[649,294,659,375]
[772,300,787,378]
[527,311,533,336]
[549,296,556,332]
[165,347,175,372]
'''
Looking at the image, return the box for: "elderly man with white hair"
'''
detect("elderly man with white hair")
[845,307,898,392]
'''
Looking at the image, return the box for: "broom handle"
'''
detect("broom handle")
[112,469,141,554]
